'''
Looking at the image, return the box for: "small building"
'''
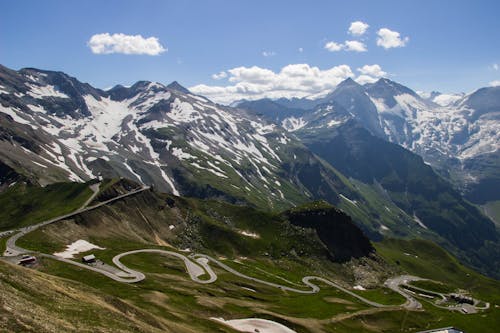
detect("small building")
[450,293,474,305]
[82,254,96,263]
[18,255,37,266]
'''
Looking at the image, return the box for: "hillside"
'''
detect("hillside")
[0,180,498,332]
[298,120,499,277]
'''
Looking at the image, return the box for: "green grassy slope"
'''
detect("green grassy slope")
[375,239,500,302]
[0,181,94,231]
[3,181,500,332]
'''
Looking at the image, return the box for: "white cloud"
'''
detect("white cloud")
[493,63,499,71]
[356,75,379,84]
[325,40,367,52]
[357,64,387,77]
[376,28,409,49]
[344,40,367,52]
[262,50,276,57]
[355,64,387,84]
[432,94,463,106]
[211,71,227,80]
[348,21,369,36]
[88,33,166,55]
[298,47,304,53]
[489,80,500,87]
[190,63,355,104]
[324,41,344,52]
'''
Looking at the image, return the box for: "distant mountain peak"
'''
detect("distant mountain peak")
[336,77,360,89]
[365,77,419,101]
[167,81,191,94]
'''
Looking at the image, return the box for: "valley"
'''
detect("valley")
[0,180,498,332]
[1,3,499,332]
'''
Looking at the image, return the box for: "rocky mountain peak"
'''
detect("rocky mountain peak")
[167,81,191,94]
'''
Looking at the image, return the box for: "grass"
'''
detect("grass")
[337,304,500,333]
[374,238,500,303]
[408,280,456,294]
[0,236,7,254]
[6,180,500,332]
[0,181,93,231]
[351,287,406,306]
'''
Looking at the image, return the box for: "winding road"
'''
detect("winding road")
[2,182,486,313]
[3,184,149,257]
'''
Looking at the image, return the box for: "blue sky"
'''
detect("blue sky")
[1,0,499,102]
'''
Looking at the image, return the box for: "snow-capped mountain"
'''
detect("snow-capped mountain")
[365,79,500,201]
[1,64,498,277]
[0,65,357,210]
[240,78,499,202]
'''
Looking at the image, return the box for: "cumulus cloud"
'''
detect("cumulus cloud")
[376,28,409,49]
[324,41,344,52]
[211,71,227,80]
[355,75,379,84]
[344,40,367,52]
[262,50,276,57]
[489,80,500,87]
[190,63,355,104]
[325,40,367,52]
[357,64,387,77]
[348,21,369,36]
[88,33,166,55]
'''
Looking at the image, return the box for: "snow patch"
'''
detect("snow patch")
[339,194,357,206]
[27,83,69,99]
[413,213,428,229]
[281,116,306,132]
[53,240,105,259]
[0,105,33,126]
[238,230,260,239]
[211,318,296,333]
[171,147,196,160]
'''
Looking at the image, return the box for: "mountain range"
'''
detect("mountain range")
[0,64,498,278]
[238,78,500,205]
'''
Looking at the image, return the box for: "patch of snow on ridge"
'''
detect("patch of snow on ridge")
[83,95,133,140]
[26,83,69,99]
[190,162,228,178]
[281,116,306,131]
[168,98,201,123]
[171,147,196,160]
[369,97,388,113]
[413,213,428,229]
[339,194,357,205]
[0,105,32,126]
[327,119,343,127]
[123,161,144,183]
[27,104,46,113]
[136,90,171,110]
[211,317,297,333]
[238,230,260,239]
[53,240,105,259]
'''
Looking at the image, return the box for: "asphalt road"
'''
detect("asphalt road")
[3,184,149,257]
[112,249,217,284]
[384,275,423,310]
[1,183,484,313]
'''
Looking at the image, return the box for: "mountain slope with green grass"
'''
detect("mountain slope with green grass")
[298,120,500,278]
[1,180,498,332]
[0,181,94,231]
